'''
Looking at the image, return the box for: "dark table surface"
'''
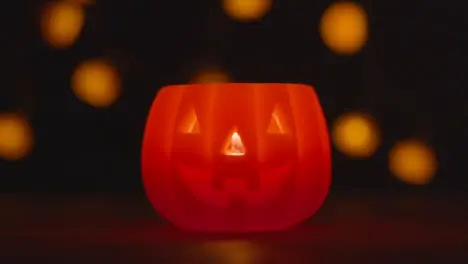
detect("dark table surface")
[1,192,468,263]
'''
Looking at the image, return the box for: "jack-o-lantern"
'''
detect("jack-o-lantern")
[142,83,331,232]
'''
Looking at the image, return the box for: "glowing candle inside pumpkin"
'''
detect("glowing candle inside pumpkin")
[223,131,246,156]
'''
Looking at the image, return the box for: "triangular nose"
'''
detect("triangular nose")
[221,129,246,156]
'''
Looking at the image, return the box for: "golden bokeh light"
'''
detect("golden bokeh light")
[40,1,85,49]
[332,111,380,158]
[223,0,272,22]
[319,2,368,55]
[389,139,437,185]
[0,113,34,161]
[71,59,121,108]
[191,67,231,84]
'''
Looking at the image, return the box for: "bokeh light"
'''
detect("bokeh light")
[191,67,231,84]
[40,1,85,49]
[0,113,34,161]
[223,0,272,22]
[319,1,368,55]
[332,111,380,158]
[71,59,121,108]
[389,139,437,185]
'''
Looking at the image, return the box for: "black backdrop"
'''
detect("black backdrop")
[1,0,467,193]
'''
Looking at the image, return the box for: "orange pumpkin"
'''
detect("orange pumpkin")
[142,83,331,232]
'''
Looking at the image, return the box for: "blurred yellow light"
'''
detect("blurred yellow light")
[71,59,121,108]
[389,139,437,185]
[319,2,368,55]
[191,67,231,84]
[40,1,85,49]
[332,111,380,158]
[0,113,34,161]
[223,0,272,22]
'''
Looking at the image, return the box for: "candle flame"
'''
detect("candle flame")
[222,131,245,156]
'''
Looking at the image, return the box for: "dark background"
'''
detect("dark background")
[1,0,468,262]
[2,0,466,193]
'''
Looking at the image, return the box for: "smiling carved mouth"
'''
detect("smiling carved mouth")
[176,161,294,207]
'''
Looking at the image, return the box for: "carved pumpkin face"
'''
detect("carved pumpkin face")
[142,83,331,232]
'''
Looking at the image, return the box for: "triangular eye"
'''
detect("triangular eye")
[267,104,289,134]
[221,128,246,156]
[178,107,200,134]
